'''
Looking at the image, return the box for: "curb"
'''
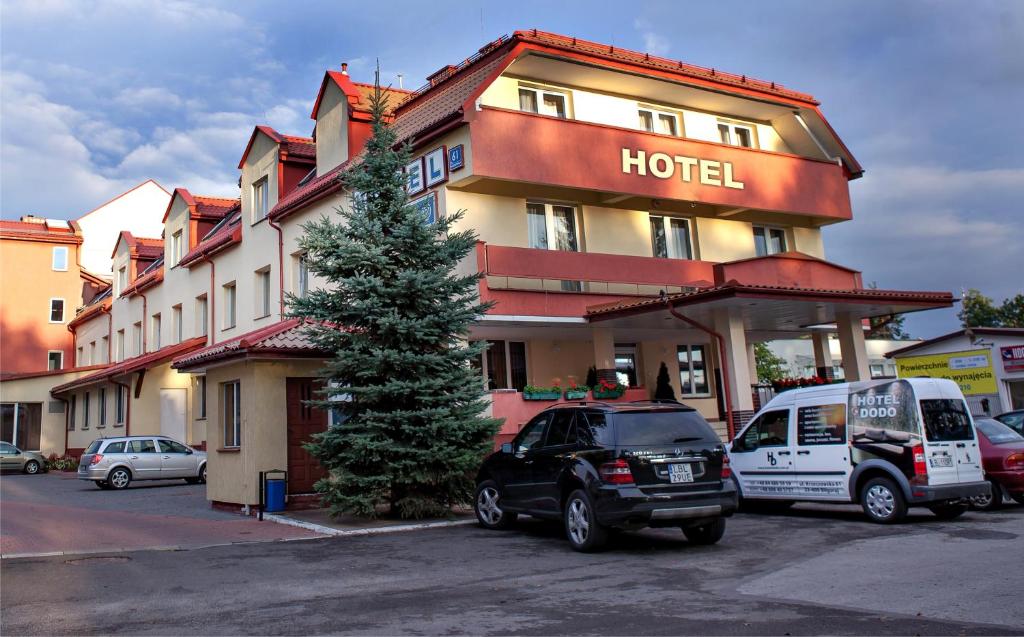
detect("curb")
[262,513,477,537]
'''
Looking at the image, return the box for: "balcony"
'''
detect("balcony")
[466,107,852,223]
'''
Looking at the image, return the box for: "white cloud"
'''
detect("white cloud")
[634,18,670,57]
[114,86,184,110]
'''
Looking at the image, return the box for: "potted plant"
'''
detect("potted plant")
[564,378,588,400]
[592,378,627,399]
[523,384,563,400]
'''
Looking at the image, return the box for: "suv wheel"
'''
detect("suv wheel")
[474,480,517,529]
[23,460,40,475]
[683,518,727,545]
[564,489,608,552]
[929,502,968,520]
[108,467,132,490]
[970,480,1001,511]
[861,477,907,524]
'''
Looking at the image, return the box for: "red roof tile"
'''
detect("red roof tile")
[0,218,82,243]
[178,210,242,267]
[193,196,240,217]
[172,319,326,369]
[122,263,164,297]
[51,337,207,394]
[1,364,109,383]
[268,162,348,222]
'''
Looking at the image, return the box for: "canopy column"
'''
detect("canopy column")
[812,331,835,380]
[713,308,755,431]
[591,326,617,383]
[836,312,870,382]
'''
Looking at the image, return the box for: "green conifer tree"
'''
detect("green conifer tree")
[654,362,676,401]
[289,72,499,519]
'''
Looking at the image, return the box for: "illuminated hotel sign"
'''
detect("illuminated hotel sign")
[621,148,745,190]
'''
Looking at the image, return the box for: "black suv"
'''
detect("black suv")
[474,401,737,551]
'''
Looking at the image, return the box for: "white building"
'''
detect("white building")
[76,180,171,276]
[766,335,920,381]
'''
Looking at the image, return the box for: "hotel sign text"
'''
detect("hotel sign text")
[621,148,745,190]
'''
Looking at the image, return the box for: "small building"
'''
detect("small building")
[887,328,1024,417]
[766,334,921,381]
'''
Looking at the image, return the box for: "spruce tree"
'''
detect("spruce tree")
[289,72,499,519]
[654,362,676,400]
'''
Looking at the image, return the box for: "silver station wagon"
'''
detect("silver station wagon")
[78,435,207,489]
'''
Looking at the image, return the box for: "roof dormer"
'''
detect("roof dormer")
[237,126,315,223]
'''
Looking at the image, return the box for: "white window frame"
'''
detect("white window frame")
[526,201,582,253]
[172,305,183,344]
[637,105,680,136]
[170,230,183,267]
[753,225,788,257]
[296,253,309,298]
[82,391,90,429]
[100,336,109,364]
[252,176,269,223]
[223,380,241,448]
[47,350,63,370]
[479,340,529,392]
[678,344,712,397]
[196,295,208,337]
[115,385,126,426]
[52,246,69,271]
[223,282,237,329]
[97,387,106,428]
[89,341,96,365]
[76,347,84,366]
[133,322,142,356]
[116,266,128,296]
[255,267,271,318]
[197,375,207,420]
[48,298,65,323]
[518,84,570,119]
[116,330,126,363]
[151,313,161,351]
[717,119,757,149]
[649,214,695,260]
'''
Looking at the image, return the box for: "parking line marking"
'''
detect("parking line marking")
[262,513,477,537]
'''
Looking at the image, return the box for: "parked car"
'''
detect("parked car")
[474,401,737,552]
[970,418,1024,510]
[728,378,990,524]
[994,410,1024,436]
[78,435,206,489]
[0,441,48,475]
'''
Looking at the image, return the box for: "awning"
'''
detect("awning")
[51,337,208,394]
[171,319,327,371]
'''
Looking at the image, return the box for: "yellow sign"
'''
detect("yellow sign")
[895,349,997,396]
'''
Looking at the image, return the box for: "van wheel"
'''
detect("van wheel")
[683,518,727,545]
[861,477,907,524]
[474,480,517,529]
[107,467,132,490]
[564,489,608,552]
[929,502,968,520]
[970,481,1001,511]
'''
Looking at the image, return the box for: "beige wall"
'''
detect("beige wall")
[0,371,102,454]
[241,133,280,225]
[315,82,348,177]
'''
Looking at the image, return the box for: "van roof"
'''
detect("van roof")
[762,377,962,409]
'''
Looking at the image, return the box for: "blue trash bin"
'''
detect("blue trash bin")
[265,478,286,512]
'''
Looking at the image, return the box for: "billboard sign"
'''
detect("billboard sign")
[895,349,997,396]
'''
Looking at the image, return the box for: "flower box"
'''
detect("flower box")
[592,388,626,399]
[564,389,588,400]
[523,387,562,401]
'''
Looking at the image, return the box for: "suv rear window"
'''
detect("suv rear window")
[103,441,126,453]
[611,410,718,446]
[84,440,101,454]
[920,399,974,442]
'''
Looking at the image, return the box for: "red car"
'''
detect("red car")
[971,418,1024,510]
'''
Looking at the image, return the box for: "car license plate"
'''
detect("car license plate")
[930,456,953,468]
[668,463,694,484]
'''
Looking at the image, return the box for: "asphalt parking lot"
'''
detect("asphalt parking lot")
[0,471,318,556]
[2,499,1022,635]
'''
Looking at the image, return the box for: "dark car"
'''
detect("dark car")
[994,410,1024,436]
[970,418,1024,510]
[474,402,737,552]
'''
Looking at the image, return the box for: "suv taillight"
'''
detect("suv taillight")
[911,444,928,485]
[1006,452,1024,470]
[599,459,634,485]
[720,454,732,480]
[90,454,104,465]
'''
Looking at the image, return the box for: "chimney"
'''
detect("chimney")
[340,62,349,76]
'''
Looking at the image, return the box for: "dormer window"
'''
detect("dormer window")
[718,120,756,148]
[116,266,127,296]
[252,176,269,222]
[518,85,568,119]
[170,230,183,267]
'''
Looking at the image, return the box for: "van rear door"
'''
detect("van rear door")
[919,397,982,484]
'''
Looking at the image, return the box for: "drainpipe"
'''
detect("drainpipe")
[208,259,216,343]
[663,300,736,440]
[268,216,286,317]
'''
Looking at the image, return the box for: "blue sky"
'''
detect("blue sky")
[1,0,1021,336]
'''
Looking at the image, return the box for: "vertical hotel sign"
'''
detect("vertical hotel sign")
[894,349,998,396]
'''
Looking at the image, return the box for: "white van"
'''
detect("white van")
[728,378,990,523]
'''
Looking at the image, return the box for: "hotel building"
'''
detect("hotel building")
[4,30,954,508]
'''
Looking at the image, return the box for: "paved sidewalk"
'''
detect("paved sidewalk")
[1,472,320,557]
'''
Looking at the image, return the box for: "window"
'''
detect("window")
[920,399,974,442]
[47,351,63,370]
[256,267,271,318]
[295,253,309,298]
[615,345,638,387]
[544,410,577,447]
[104,441,125,453]
[76,347,83,365]
[252,176,269,222]
[133,322,142,356]
[223,282,236,328]
[151,313,161,350]
[223,381,241,447]
[613,411,718,446]
[52,246,68,271]
[170,230,183,267]
[527,202,581,291]
[158,439,189,454]
[128,439,157,453]
[116,330,126,362]
[514,413,550,453]
[49,298,65,323]
[649,215,693,260]
[100,336,109,364]
[116,266,127,296]
[172,305,183,344]
[482,340,528,392]
[196,295,208,337]
[753,225,787,257]
[797,404,846,445]
[83,392,90,429]
[97,387,107,427]
[518,86,568,118]
[68,395,76,431]
[718,120,756,148]
[115,385,126,425]
[197,376,207,419]
[677,345,710,396]
[638,107,678,136]
[88,341,96,365]
[735,409,790,450]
